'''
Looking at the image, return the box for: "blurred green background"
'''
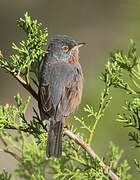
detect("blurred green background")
[0,0,140,179]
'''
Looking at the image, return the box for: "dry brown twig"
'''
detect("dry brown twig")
[64,129,119,180]
[4,66,38,101]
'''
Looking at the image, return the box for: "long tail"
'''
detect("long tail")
[46,119,63,158]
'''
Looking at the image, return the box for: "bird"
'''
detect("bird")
[38,35,85,157]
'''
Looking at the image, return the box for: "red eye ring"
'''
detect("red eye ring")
[62,46,69,52]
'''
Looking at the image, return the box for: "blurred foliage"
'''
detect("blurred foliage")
[0,12,139,179]
[0,169,12,180]
[102,40,140,173]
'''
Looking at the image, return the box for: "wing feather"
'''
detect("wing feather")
[38,61,83,120]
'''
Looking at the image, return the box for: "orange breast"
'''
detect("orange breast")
[67,53,83,115]
[68,79,83,115]
[68,51,79,64]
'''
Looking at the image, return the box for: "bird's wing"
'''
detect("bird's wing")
[38,62,82,120]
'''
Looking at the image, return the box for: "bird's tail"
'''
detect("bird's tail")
[46,118,64,158]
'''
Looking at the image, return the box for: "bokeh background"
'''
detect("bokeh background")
[0,0,140,179]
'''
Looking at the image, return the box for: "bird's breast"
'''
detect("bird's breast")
[68,53,79,64]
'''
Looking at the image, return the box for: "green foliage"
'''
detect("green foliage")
[107,142,124,170]
[0,94,47,141]
[134,159,140,172]
[101,40,140,174]
[0,12,48,86]
[117,98,140,148]
[116,161,132,180]
[0,169,12,180]
[0,94,30,130]
[0,94,131,179]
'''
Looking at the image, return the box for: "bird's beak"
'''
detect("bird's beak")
[71,42,86,51]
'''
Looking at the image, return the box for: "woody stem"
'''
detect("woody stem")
[2,65,38,101]
[64,129,119,180]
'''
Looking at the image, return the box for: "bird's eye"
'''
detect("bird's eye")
[62,46,69,52]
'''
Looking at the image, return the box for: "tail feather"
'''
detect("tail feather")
[46,120,63,157]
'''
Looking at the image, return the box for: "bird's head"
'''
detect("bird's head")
[47,35,85,62]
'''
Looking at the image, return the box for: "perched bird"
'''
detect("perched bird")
[38,35,85,157]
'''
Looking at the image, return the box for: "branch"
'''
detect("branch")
[64,129,119,180]
[2,65,38,101]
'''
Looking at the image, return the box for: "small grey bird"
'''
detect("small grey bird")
[38,35,85,157]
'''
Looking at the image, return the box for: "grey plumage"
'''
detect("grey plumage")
[38,35,84,157]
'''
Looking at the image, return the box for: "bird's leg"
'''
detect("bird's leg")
[65,117,70,130]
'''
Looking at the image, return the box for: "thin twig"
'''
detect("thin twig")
[2,66,38,101]
[0,135,22,162]
[64,129,119,180]
[4,149,22,162]
[88,87,109,145]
